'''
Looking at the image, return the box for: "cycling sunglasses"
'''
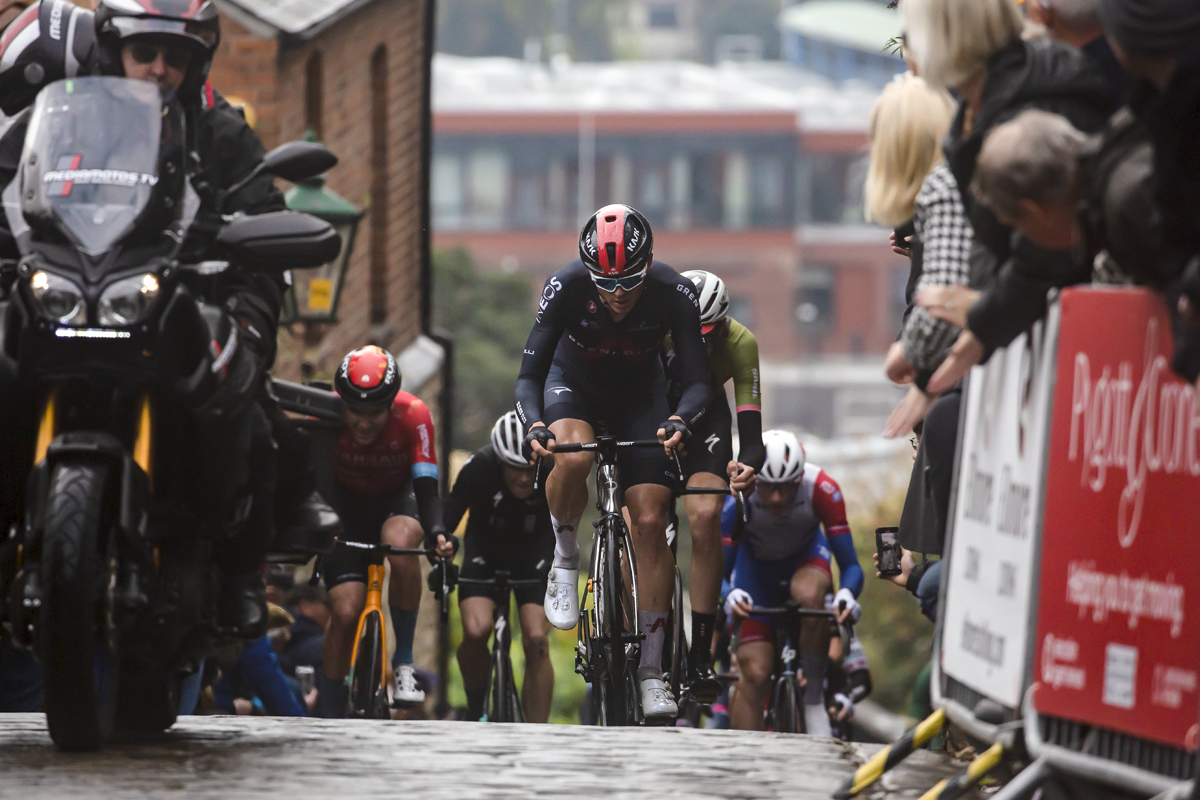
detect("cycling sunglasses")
[590,268,647,293]
[127,43,192,71]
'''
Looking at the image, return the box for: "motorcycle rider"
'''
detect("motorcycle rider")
[0,0,329,636]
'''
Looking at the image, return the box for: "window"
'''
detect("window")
[723,151,750,229]
[305,51,323,139]
[842,154,868,223]
[369,46,388,325]
[467,150,511,229]
[640,165,667,212]
[752,153,785,226]
[648,3,678,28]
[513,172,544,229]
[795,266,835,339]
[431,155,463,228]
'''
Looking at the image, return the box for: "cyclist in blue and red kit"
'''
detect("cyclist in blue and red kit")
[721,430,863,736]
[318,346,456,717]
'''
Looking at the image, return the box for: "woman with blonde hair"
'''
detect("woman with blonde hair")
[898,0,1112,391]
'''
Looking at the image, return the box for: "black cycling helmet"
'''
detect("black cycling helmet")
[578,204,654,279]
[95,0,219,100]
[335,345,401,411]
[0,1,97,116]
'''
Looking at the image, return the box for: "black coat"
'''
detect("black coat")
[943,37,1112,353]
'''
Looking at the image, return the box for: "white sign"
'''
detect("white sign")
[941,309,1059,708]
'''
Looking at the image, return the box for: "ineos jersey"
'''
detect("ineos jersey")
[514,259,710,428]
[742,463,851,562]
[444,445,551,543]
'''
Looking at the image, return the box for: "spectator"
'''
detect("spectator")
[264,564,295,607]
[902,0,1112,392]
[1097,0,1200,389]
[212,604,307,717]
[279,585,329,679]
[1027,0,1130,107]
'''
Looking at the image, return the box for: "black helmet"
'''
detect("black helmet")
[0,1,97,116]
[578,204,654,279]
[94,0,219,100]
[335,346,401,411]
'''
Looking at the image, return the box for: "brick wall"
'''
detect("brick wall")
[208,0,430,381]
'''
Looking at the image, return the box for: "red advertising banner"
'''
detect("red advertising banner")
[1034,287,1200,750]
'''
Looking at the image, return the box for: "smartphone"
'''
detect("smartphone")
[876,526,903,577]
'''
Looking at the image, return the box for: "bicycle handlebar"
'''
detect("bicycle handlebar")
[456,576,544,587]
[334,540,436,557]
[747,605,837,618]
[551,438,665,453]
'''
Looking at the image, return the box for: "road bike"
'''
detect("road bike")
[747,584,850,733]
[314,539,450,719]
[456,570,544,722]
[546,437,666,726]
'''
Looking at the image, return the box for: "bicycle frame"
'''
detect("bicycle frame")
[747,601,844,734]
[457,571,543,723]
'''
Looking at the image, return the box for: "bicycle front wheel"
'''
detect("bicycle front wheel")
[770,675,803,733]
[349,611,389,719]
[599,517,633,726]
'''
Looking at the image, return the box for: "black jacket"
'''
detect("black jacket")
[943,37,1112,353]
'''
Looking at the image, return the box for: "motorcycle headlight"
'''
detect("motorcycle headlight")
[98,273,160,327]
[29,270,86,326]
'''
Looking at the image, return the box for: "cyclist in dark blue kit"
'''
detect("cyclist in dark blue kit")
[515,204,713,719]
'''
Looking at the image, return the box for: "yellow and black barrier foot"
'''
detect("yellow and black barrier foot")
[917,743,1005,800]
[832,708,946,799]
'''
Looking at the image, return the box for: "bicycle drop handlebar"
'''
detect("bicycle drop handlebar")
[332,539,452,621]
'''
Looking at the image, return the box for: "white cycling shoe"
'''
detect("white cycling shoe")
[392,664,425,707]
[544,566,579,630]
[639,677,678,719]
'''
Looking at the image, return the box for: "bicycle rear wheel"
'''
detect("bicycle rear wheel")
[349,612,389,719]
[770,675,803,733]
[599,517,632,726]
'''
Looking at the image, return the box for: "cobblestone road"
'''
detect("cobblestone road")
[0,714,965,799]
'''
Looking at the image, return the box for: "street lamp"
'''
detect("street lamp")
[282,131,364,323]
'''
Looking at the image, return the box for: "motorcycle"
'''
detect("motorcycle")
[0,76,341,751]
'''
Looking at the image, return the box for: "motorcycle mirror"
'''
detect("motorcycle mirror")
[259,141,338,184]
[222,142,338,212]
[216,211,341,272]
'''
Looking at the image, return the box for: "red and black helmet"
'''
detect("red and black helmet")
[578,204,654,278]
[335,345,401,411]
[95,0,220,98]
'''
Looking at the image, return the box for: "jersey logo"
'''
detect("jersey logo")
[548,386,573,396]
[536,276,563,323]
[705,433,720,453]
[587,301,597,313]
[781,645,797,665]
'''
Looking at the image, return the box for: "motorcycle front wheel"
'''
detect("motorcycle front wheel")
[39,462,120,752]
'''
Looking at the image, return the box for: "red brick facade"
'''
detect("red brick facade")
[208,0,432,381]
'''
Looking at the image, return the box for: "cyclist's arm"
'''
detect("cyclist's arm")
[669,284,711,427]
[514,273,569,429]
[405,398,445,541]
[726,322,765,471]
[443,450,494,533]
[812,471,863,596]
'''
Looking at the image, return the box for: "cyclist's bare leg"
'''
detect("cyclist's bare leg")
[545,418,595,568]
[518,602,554,723]
[683,472,727,615]
[730,640,773,730]
[791,564,833,734]
[626,482,674,684]
[323,581,368,680]
[382,515,424,610]
[457,596,495,718]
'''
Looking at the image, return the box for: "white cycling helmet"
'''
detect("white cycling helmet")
[682,269,730,334]
[760,430,806,483]
[491,411,528,467]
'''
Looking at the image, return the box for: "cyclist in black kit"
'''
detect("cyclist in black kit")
[515,203,711,720]
[447,412,556,723]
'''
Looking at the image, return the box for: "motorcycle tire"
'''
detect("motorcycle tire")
[40,462,120,752]
[771,675,803,733]
[349,611,388,719]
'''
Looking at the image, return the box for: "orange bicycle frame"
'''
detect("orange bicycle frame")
[348,563,389,691]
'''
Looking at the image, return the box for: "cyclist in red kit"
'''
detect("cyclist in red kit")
[317,346,456,717]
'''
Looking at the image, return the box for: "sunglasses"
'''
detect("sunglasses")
[127,43,191,71]
[590,269,647,293]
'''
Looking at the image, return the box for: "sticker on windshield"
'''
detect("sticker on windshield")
[43,155,158,196]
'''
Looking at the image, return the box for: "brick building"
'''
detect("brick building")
[208,0,438,387]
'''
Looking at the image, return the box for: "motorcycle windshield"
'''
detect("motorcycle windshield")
[21,78,169,256]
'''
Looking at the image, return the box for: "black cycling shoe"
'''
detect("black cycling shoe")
[272,491,341,560]
[218,571,269,638]
[687,651,722,703]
